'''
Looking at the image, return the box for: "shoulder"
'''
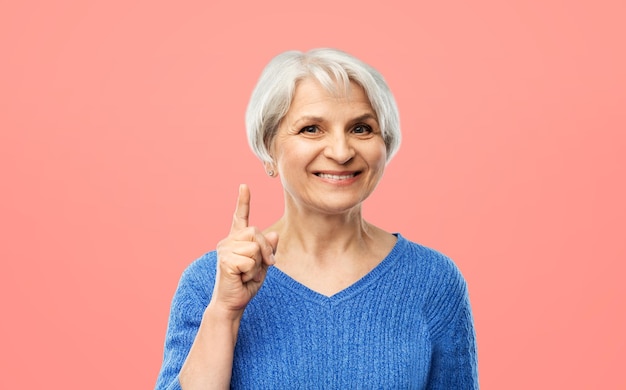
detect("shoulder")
[393,234,469,312]
[181,250,218,283]
[171,251,218,309]
[394,234,466,286]
[397,235,474,338]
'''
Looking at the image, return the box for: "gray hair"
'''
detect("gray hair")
[245,48,401,163]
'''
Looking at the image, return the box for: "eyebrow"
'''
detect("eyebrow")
[293,116,324,125]
[351,113,378,123]
[292,113,379,126]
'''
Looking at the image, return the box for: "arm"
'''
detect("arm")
[155,185,278,389]
[154,259,214,390]
[426,278,479,389]
[154,259,251,390]
[178,304,241,389]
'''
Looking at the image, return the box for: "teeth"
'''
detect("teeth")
[317,173,356,180]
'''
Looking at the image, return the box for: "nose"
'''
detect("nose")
[323,131,355,164]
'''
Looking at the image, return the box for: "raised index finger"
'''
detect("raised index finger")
[231,184,251,233]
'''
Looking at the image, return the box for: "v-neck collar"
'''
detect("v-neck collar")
[265,234,406,306]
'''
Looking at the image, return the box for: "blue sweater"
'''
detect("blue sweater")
[155,234,478,389]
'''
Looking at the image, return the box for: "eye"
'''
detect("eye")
[352,124,373,134]
[299,125,319,134]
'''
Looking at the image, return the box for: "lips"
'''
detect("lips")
[314,171,361,180]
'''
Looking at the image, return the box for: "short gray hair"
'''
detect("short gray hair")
[245,48,401,163]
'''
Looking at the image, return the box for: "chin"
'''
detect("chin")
[310,195,368,215]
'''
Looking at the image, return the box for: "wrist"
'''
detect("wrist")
[203,302,243,333]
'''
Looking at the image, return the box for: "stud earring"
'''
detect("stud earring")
[267,170,275,177]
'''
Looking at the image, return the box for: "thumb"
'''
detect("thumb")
[264,231,279,254]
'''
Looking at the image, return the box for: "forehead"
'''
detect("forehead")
[288,78,373,113]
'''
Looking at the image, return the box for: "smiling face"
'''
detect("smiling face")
[270,77,387,216]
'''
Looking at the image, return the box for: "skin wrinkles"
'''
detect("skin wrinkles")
[290,113,380,137]
[269,78,387,218]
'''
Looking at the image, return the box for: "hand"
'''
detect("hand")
[211,184,279,318]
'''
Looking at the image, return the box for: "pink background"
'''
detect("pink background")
[1,0,625,388]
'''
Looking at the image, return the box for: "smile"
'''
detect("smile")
[315,172,360,180]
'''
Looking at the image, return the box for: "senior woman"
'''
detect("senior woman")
[156,48,478,389]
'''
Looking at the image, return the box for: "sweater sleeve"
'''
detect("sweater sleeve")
[154,255,214,390]
[425,259,479,389]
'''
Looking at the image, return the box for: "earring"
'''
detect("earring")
[267,170,275,177]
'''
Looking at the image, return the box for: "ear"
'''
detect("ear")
[264,161,278,177]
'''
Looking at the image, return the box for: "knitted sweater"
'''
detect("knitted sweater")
[155,234,478,389]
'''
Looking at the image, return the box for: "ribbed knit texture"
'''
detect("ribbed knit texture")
[155,234,478,389]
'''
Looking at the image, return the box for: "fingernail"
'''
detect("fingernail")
[269,254,276,265]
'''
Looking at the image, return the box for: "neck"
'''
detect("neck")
[267,198,376,261]
[264,193,397,296]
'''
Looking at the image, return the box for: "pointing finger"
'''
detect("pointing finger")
[231,184,250,233]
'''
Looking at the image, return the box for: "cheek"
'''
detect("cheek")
[275,139,319,171]
[274,146,305,178]
[368,142,387,170]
